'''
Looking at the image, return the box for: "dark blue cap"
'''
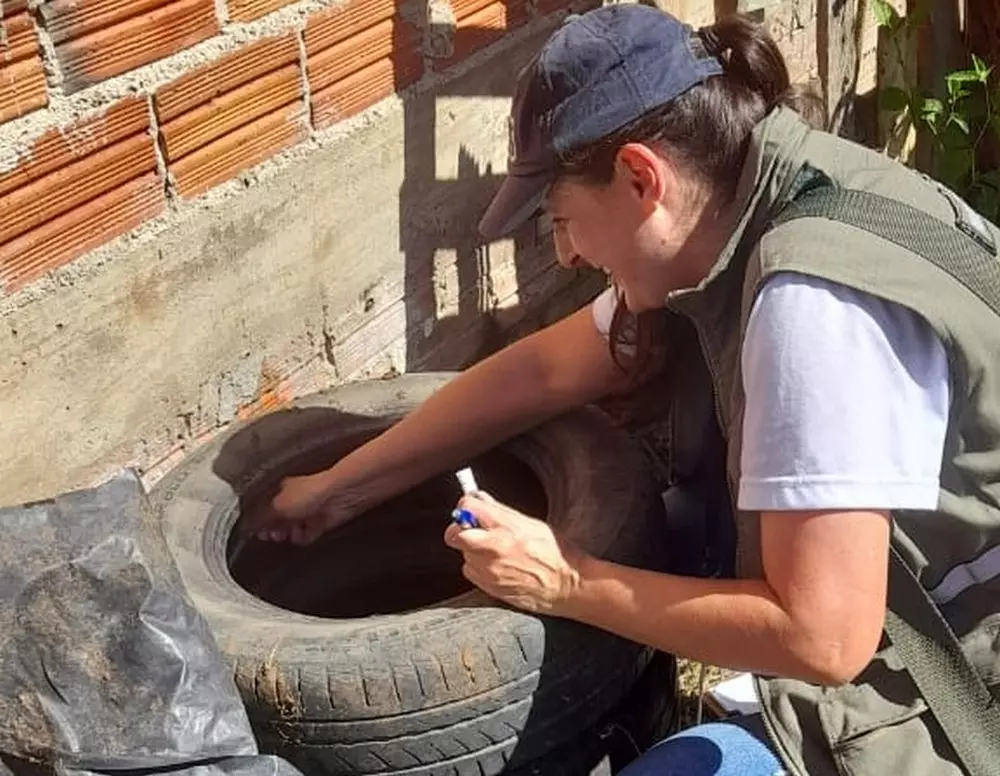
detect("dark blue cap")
[478,4,723,239]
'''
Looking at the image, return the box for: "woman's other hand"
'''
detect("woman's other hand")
[443,492,588,615]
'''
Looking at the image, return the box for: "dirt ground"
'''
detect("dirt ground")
[675,660,732,729]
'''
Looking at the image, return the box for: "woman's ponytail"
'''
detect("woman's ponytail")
[698,16,826,129]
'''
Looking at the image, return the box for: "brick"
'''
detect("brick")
[0,172,164,292]
[438,0,528,70]
[2,11,39,60]
[311,53,421,130]
[0,98,148,199]
[0,1,28,18]
[0,11,47,124]
[227,0,296,23]
[452,0,496,20]
[304,0,397,56]
[170,102,307,198]
[39,0,173,44]
[53,0,219,93]
[154,35,302,162]
[307,18,420,95]
[155,35,298,122]
[0,56,47,125]
[0,133,157,245]
[159,63,301,160]
[304,0,423,129]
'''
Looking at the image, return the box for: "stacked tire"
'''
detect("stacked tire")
[150,373,675,775]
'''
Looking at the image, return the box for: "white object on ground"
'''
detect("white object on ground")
[706,671,760,716]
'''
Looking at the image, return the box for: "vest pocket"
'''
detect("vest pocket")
[817,689,962,776]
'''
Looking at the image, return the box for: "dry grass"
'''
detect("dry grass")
[675,660,733,729]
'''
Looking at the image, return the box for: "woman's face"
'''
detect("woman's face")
[544,143,714,312]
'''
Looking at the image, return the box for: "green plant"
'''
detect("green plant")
[872,0,1000,223]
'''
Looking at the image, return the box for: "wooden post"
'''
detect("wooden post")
[965,0,998,65]
[818,0,865,137]
[965,0,998,172]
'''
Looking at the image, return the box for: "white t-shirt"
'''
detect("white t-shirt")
[591,272,950,512]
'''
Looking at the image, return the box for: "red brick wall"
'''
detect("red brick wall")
[0,0,589,294]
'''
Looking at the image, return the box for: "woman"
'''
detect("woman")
[251,5,1000,775]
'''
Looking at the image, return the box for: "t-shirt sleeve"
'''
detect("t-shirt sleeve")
[738,272,950,512]
[592,286,617,339]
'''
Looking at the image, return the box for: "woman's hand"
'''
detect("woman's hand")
[443,493,588,615]
[248,473,357,545]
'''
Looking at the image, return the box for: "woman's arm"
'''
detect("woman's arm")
[448,500,889,686]
[256,301,633,541]
[560,507,890,685]
[320,304,629,510]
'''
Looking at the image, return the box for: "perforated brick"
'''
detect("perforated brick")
[44,0,219,93]
[0,11,48,125]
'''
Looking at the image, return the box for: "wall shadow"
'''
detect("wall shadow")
[393,1,606,376]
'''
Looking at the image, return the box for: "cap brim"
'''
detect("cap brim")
[478,173,549,240]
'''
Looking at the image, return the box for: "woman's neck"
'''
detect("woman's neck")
[670,190,742,291]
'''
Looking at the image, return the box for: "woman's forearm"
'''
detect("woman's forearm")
[561,555,862,686]
[313,306,628,514]
[314,350,556,512]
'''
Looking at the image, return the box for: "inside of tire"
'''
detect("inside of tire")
[228,438,548,619]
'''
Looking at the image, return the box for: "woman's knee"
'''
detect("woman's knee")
[617,718,784,776]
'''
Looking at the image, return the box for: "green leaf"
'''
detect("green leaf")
[871,0,901,28]
[948,113,971,135]
[947,73,981,106]
[917,97,944,130]
[911,95,944,135]
[880,86,910,112]
[947,81,972,101]
[948,69,983,85]
[920,97,945,115]
[972,54,992,80]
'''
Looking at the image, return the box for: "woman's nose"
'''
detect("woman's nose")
[554,233,581,269]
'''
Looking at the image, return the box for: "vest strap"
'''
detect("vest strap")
[886,545,1000,776]
[771,186,1000,315]
[772,185,1000,775]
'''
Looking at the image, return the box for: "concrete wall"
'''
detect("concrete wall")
[0,0,872,506]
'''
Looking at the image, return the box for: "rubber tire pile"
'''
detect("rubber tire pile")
[151,373,677,775]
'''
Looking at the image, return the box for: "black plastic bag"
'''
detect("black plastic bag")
[0,470,296,776]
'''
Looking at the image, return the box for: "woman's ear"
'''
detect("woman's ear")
[615,143,671,210]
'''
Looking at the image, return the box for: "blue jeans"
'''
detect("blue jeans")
[619,714,786,776]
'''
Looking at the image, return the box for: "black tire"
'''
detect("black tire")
[506,650,678,776]
[150,373,670,775]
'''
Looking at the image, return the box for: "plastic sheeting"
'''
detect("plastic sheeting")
[0,470,300,776]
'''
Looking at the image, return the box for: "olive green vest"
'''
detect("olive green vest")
[664,107,1000,776]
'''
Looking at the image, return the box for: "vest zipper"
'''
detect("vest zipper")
[679,309,805,776]
[683,315,737,525]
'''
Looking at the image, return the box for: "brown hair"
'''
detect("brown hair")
[558,14,825,388]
